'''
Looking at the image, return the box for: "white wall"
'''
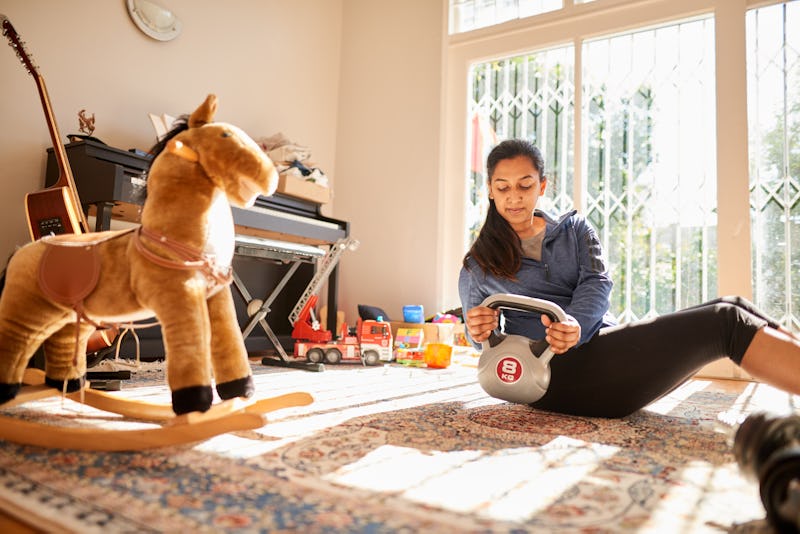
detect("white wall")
[0,0,451,326]
[335,0,448,322]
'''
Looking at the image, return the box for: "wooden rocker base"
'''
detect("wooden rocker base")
[0,369,313,451]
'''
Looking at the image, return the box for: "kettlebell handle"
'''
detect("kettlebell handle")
[479,293,567,323]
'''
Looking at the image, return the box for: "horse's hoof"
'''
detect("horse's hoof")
[44,375,85,393]
[172,385,213,415]
[216,375,255,400]
[0,383,21,403]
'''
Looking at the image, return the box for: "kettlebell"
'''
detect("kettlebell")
[476,293,567,404]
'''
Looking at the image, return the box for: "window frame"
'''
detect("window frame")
[440,0,783,311]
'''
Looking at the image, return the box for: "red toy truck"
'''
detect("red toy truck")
[292,295,393,365]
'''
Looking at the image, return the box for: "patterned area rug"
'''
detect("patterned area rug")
[0,357,795,533]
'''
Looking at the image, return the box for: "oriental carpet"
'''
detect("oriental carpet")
[0,354,792,533]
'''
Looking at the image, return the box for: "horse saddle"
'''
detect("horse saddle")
[38,229,134,309]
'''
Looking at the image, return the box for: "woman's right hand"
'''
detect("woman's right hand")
[465,306,500,343]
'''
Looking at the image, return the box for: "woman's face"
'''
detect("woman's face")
[489,155,547,231]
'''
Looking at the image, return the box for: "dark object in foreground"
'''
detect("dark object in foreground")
[734,411,800,533]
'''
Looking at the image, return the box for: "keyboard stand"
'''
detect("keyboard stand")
[231,235,325,372]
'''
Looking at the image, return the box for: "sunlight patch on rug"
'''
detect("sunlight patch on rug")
[193,431,290,458]
[322,436,619,522]
[641,461,764,533]
[5,395,162,432]
[646,379,714,415]
[716,381,800,432]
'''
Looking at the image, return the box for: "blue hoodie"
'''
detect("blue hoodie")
[459,209,615,349]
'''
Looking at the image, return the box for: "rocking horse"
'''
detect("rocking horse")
[0,94,312,450]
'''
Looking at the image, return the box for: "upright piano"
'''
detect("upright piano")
[45,139,349,356]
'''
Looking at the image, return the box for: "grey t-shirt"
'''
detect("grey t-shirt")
[521,229,545,261]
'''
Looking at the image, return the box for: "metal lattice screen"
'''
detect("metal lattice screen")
[583,19,717,322]
[748,1,800,332]
[467,47,575,245]
[465,17,718,322]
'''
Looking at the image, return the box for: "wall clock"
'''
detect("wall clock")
[126,0,182,42]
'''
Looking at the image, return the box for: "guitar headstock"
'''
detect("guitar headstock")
[1,14,38,77]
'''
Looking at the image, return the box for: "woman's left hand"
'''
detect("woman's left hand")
[541,314,581,354]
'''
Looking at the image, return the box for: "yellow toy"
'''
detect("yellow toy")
[0,95,312,450]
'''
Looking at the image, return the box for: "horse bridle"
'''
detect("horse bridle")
[132,226,233,290]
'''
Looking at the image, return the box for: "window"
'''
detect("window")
[450,0,561,34]
[583,19,717,320]
[447,0,799,332]
[449,0,603,34]
[748,1,800,330]
[466,46,575,244]
[463,16,717,321]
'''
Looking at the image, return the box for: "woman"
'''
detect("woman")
[459,138,800,417]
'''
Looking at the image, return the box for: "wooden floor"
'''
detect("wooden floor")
[0,377,754,533]
[0,514,40,533]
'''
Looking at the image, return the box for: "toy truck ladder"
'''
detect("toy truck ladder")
[289,236,359,327]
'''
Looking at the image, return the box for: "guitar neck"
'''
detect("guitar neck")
[34,73,88,231]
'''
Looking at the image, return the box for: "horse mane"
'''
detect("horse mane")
[140,114,190,201]
[148,114,190,157]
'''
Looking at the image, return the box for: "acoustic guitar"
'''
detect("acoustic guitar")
[2,15,117,355]
[1,15,90,239]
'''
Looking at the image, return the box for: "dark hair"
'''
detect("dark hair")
[138,115,190,202]
[147,114,189,157]
[463,139,546,279]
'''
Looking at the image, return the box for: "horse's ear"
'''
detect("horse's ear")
[188,94,218,128]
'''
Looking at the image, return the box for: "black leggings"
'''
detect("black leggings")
[530,296,779,418]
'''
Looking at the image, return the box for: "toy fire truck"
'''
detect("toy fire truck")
[279,236,392,366]
[292,295,393,365]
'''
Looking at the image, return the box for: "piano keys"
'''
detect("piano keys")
[232,192,349,247]
[233,234,326,263]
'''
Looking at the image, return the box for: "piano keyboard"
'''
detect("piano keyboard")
[232,204,347,246]
[234,234,324,263]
